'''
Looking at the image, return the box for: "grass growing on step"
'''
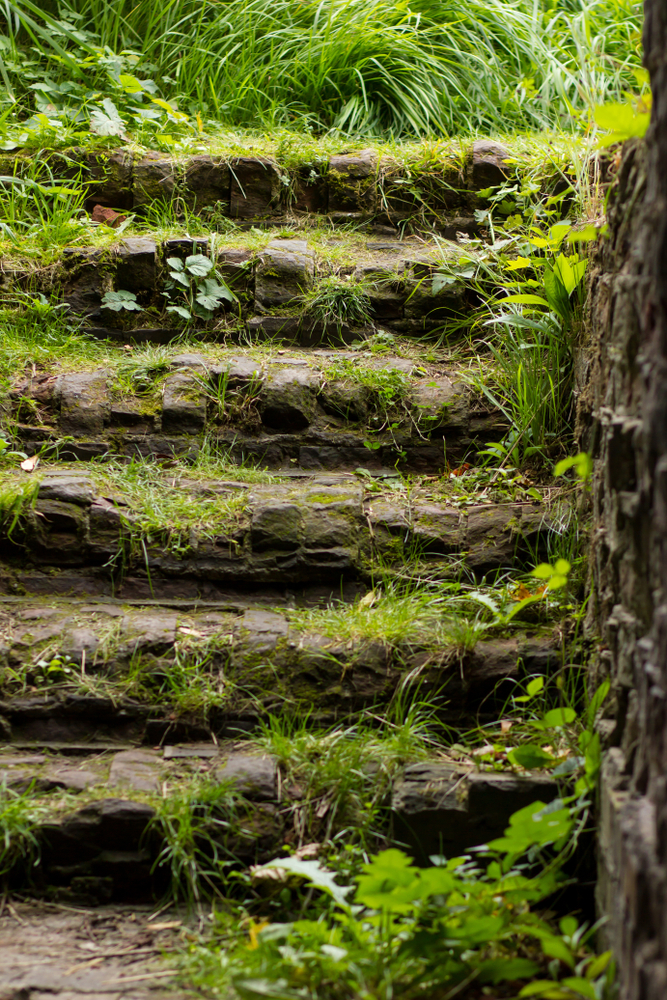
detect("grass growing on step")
[110,344,173,398]
[0,782,51,885]
[0,308,108,390]
[88,458,250,559]
[281,573,569,651]
[303,276,373,333]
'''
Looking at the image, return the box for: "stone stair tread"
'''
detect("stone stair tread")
[0,593,562,743]
[0,465,556,593]
[0,744,571,899]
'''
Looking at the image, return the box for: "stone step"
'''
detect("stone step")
[0,466,556,593]
[0,741,561,903]
[0,600,562,743]
[11,350,505,473]
[14,232,480,344]
[15,139,530,229]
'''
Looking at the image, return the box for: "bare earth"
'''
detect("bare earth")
[0,899,196,1000]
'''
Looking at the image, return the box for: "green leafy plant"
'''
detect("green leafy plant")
[195,801,613,1000]
[101,289,142,312]
[555,452,593,483]
[163,254,236,323]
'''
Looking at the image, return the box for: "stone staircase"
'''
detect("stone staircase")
[0,137,574,911]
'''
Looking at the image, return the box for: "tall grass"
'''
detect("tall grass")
[0,0,644,137]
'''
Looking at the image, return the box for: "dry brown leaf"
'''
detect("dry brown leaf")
[500,719,513,733]
[20,455,39,473]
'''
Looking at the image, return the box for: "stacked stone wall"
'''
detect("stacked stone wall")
[575,3,667,995]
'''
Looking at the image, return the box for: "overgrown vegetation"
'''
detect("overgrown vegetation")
[0,0,644,138]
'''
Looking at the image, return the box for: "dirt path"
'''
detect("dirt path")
[0,899,194,1000]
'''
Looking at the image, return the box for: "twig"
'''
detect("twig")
[102,969,177,984]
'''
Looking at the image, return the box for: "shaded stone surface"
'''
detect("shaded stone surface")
[392,763,558,863]
[161,373,207,434]
[255,240,314,309]
[56,371,109,436]
[115,239,158,293]
[230,157,281,218]
[184,155,230,209]
[109,750,161,793]
[215,753,277,800]
[133,154,177,207]
[470,140,511,190]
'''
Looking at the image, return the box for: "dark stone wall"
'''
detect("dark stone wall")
[575,3,667,996]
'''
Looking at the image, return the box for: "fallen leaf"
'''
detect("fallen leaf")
[294,842,322,860]
[359,590,376,608]
[21,455,39,473]
[177,626,203,636]
[150,921,182,931]
[500,719,513,733]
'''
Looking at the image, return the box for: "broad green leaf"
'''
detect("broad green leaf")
[500,293,549,307]
[151,96,188,120]
[166,257,184,271]
[561,977,597,999]
[505,256,532,270]
[478,958,540,983]
[89,107,125,137]
[185,253,213,276]
[101,290,141,312]
[594,101,650,145]
[554,452,592,481]
[234,978,305,1000]
[263,856,352,908]
[559,915,578,937]
[531,563,555,579]
[519,982,572,998]
[166,305,192,320]
[119,73,144,93]
[540,933,575,968]
[507,744,555,769]
[567,225,600,243]
[549,222,572,246]
[585,951,612,979]
[432,273,459,293]
[527,676,545,697]
[542,707,577,728]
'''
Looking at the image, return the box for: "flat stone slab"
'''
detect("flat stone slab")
[392,763,560,863]
[109,750,161,792]
[215,753,277,800]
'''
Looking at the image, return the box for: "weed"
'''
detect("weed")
[304,276,373,332]
[150,778,242,907]
[0,783,50,885]
[163,252,236,324]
